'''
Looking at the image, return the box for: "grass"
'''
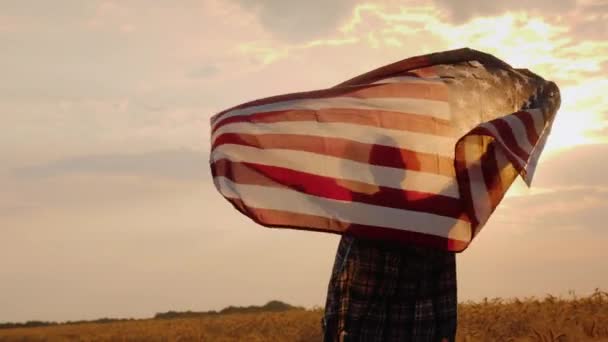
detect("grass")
[1,290,607,341]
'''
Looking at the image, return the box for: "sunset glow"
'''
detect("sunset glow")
[239,3,607,156]
[1,0,607,323]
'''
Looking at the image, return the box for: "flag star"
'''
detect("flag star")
[479,80,492,91]
[469,60,484,69]
[448,78,464,86]
[514,79,523,93]
[457,68,474,78]
[490,73,501,84]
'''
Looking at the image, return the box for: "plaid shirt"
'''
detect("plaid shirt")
[321,235,457,342]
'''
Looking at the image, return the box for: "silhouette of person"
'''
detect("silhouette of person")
[322,137,457,342]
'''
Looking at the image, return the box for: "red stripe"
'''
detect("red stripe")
[211,108,457,137]
[472,141,521,238]
[221,196,470,252]
[335,48,513,89]
[480,143,505,222]
[490,119,531,162]
[479,141,505,209]
[410,66,439,78]
[212,133,456,177]
[347,224,469,252]
[454,136,479,229]
[468,126,526,173]
[513,111,540,145]
[334,81,448,100]
[212,159,467,220]
[347,70,429,85]
[211,78,447,124]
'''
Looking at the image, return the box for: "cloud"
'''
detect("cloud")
[534,144,608,188]
[496,187,608,234]
[480,144,608,237]
[432,0,577,23]
[242,3,607,83]
[229,0,358,41]
[14,149,208,181]
[562,0,608,41]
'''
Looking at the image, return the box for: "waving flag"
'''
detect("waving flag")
[209,48,561,252]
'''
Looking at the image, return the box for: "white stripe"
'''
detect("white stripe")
[523,125,551,186]
[214,176,471,242]
[478,122,527,168]
[501,115,534,153]
[370,76,443,85]
[521,108,549,185]
[211,144,460,198]
[212,121,456,158]
[212,96,451,126]
[463,136,492,230]
[526,108,545,137]
[494,146,518,191]
[210,114,220,126]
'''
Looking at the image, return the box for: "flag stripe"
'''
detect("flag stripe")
[522,121,551,185]
[527,108,546,137]
[347,223,470,251]
[212,75,445,123]
[214,176,472,241]
[213,96,452,126]
[454,136,478,228]
[463,137,492,227]
[500,114,535,152]
[485,119,531,162]
[212,133,456,177]
[223,197,470,251]
[513,111,540,146]
[410,66,439,78]
[211,159,466,219]
[481,143,505,216]
[472,125,527,168]
[211,144,460,197]
[494,146,519,193]
[371,75,442,85]
[211,108,458,137]
[212,121,456,158]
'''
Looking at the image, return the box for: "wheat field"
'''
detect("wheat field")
[1,290,607,342]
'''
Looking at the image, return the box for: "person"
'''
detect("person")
[321,139,457,342]
[321,235,457,342]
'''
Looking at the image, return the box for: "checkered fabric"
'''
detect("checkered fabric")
[321,235,457,342]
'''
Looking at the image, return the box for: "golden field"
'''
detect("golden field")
[1,290,607,342]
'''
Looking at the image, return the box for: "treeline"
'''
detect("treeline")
[0,300,302,329]
[154,300,303,319]
[0,318,135,330]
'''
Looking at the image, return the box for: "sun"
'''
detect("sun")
[542,82,608,156]
[436,12,608,155]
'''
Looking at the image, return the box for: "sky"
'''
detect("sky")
[1,0,607,322]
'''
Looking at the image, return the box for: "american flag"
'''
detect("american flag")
[209,48,561,252]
